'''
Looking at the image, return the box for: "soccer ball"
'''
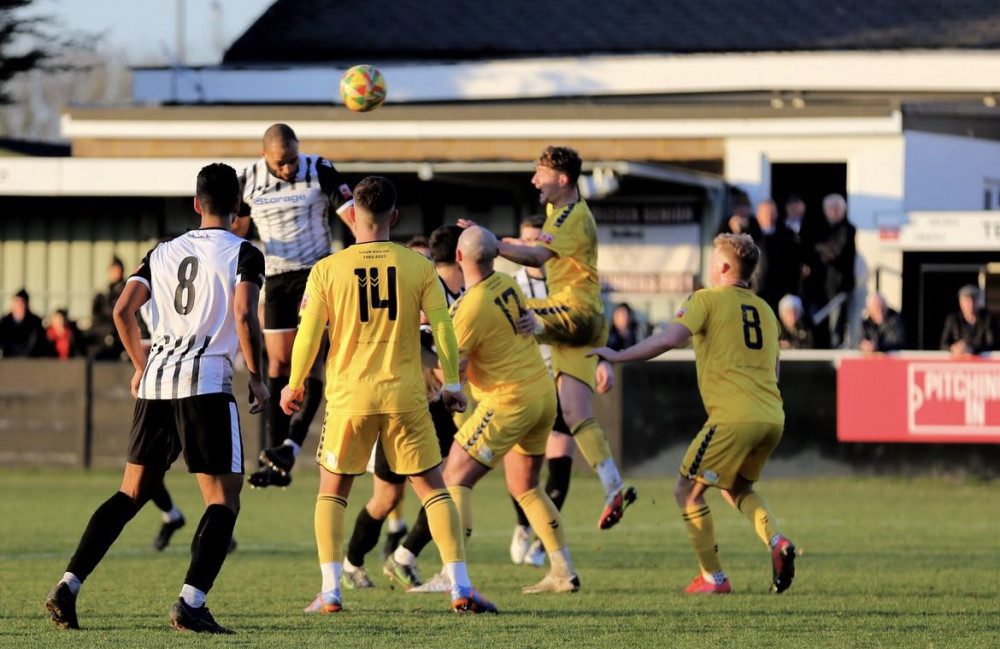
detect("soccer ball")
[339,65,387,112]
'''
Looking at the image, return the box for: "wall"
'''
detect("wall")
[904,132,1000,212]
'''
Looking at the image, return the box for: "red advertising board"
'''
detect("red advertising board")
[838,356,1000,443]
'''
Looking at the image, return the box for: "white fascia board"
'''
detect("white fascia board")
[130,51,1000,105]
[62,112,903,140]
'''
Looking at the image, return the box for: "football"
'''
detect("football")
[339,64,387,112]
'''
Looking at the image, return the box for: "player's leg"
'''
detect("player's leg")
[305,411,372,613]
[346,446,405,589]
[150,482,186,551]
[524,296,605,347]
[556,365,636,529]
[381,500,407,560]
[250,270,308,488]
[168,393,245,633]
[723,423,796,593]
[264,345,325,473]
[674,473,730,594]
[507,452,579,593]
[47,398,173,629]
[390,409,497,613]
[511,399,573,566]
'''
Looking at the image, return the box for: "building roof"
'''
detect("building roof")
[224,0,1000,64]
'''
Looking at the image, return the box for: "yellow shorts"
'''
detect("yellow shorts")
[525,296,608,392]
[315,408,442,476]
[679,421,783,490]
[454,381,557,468]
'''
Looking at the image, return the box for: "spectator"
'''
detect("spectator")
[717,192,762,242]
[90,257,127,360]
[940,285,1000,355]
[46,309,84,360]
[753,198,803,315]
[784,193,826,305]
[607,302,639,351]
[0,289,49,358]
[811,194,856,348]
[859,293,906,353]
[777,294,814,350]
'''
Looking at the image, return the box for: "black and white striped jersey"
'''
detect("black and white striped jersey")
[513,267,553,374]
[128,228,265,400]
[238,154,349,277]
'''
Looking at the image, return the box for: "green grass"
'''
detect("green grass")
[1,468,998,648]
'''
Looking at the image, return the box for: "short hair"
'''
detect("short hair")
[110,256,124,271]
[785,193,804,205]
[521,215,545,230]
[958,284,980,299]
[538,146,582,184]
[263,123,298,147]
[353,176,397,218]
[405,236,429,250]
[778,294,802,315]
[823,193,847,211]
[714,233,760,281]
[196,163,240,217]
[731,191,752,208]
[15,288,29,302]
[429,225,463,264]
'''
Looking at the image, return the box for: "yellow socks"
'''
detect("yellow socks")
[315,494,347,565]
[571,418,612,468]
[681,504,723,575]
[515,486,566,552]
[421,488,465,564]
[736,491,778,546]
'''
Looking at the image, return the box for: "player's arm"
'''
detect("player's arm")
[497,240,554,268]
[235,242,268,413]
[113,278,151,396]
[232,169,252,238]
[317,157,355,234]
[281,267,329,415]
[589,323,693,364]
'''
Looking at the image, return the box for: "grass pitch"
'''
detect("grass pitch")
[1,467,998,648]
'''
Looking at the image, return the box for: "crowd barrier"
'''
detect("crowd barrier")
[2,353,998,476]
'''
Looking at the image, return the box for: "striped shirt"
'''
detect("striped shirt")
[129,228,265,399]
[238,154,349,276]
[513,267,553,374]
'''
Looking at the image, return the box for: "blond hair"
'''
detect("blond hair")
[714,233,760,281]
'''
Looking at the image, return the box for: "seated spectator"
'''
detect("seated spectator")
[607,302,639,350]
[859,293,906,353]
[90,257,127,360]
[46,309,84,360]
[0,289,50,358]
[777,294,814,350]
[940,285,1000,355]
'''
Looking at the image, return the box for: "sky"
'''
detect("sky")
[33,0,276,66]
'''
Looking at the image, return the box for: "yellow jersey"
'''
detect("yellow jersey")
[537,200,602,312]
[300,241,450,415]
[673,286,784,425]
[450,271,550,398]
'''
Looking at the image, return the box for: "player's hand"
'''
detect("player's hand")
[457,219,478,229]
[442,389,468,414]
[130,369,143,398]
[586,347,620,363]
[248,376,270,414]
[502,236,526,246]
[515,309,538,337]
[595,359,614,394]
[279,384,303,416]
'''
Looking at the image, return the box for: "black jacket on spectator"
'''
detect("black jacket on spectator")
[0,310,49,358]
[939,310,1000,353]
[779,319,814,350]
[755,225,803,315]
[815,219,857,299]
[861,309,906,352]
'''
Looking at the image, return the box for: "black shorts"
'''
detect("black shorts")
[374,398,457,484]
[127,393,243,475]
[264,269,311,331]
